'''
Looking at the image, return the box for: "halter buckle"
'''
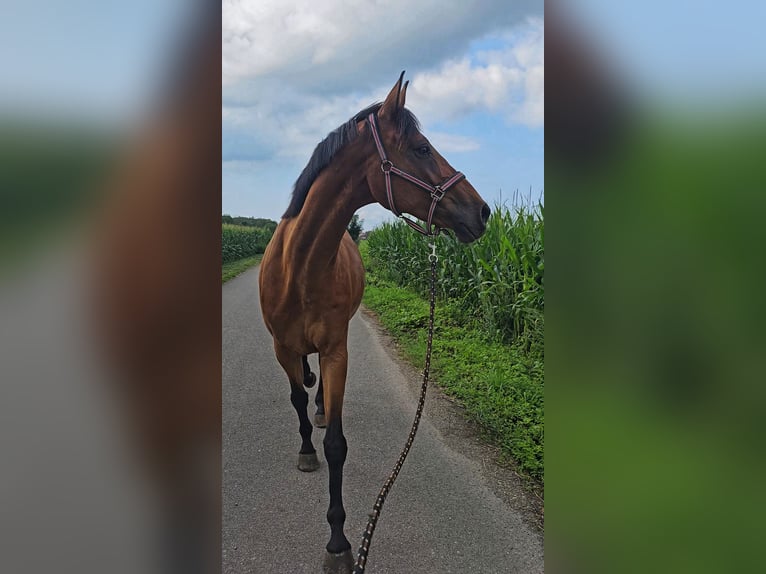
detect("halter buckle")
[430,186,445,201]
[381,160,393,174]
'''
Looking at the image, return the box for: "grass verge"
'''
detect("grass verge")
[362,277,544,486]
[222,254,262,283]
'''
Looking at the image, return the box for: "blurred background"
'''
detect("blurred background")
[547,1,766,572]
[2,1,765,573]
[0,2,219,573]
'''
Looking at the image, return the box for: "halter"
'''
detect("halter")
[367,112,465,236]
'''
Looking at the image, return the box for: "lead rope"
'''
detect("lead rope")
[352,241,439,574]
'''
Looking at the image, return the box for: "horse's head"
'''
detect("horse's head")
[360,72,490,242]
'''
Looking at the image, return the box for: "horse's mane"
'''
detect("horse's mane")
[282,102,420,219]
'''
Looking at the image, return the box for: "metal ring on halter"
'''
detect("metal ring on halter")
[428,242,438,263]
[430,186,445,201]
[380,160,393,173]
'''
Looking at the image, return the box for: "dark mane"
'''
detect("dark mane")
[282,102,420,218]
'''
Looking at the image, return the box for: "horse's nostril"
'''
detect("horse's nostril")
[480,203,491,224]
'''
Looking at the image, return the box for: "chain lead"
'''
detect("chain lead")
[352,240,438,574]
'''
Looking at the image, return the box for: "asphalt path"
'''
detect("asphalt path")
[223,265,544,573]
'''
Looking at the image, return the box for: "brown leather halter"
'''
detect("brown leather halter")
[367,112,465,236]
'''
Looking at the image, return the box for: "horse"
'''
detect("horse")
[259,72,490,571]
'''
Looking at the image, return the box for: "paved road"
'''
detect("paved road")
[223,266,544,574]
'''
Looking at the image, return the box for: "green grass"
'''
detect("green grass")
[362,271,544,484]
[222,254,262,283]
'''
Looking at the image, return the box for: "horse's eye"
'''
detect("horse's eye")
[415,145,431,158]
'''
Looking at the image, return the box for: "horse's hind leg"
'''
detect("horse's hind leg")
[274,343,319,472]
[302,355,317,388]
[301,354,325,427]
[314,375,326,428]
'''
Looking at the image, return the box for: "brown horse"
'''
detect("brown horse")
[259,72,489,571]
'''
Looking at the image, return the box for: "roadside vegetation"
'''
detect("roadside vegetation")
[360,202,544,484]
[221,214,365,283]
[222,254,262,283]
[222,222,273,264]
[221,216,277,283]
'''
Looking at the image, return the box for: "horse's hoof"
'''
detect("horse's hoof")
[305,372,317,388]
[298,452,319,472]
[321,549,354,574]
[314,412,326,428]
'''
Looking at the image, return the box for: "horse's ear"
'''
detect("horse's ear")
[379,71,405,120]
[398,80,409,109]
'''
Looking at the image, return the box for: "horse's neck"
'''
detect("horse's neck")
[288,164,372,277]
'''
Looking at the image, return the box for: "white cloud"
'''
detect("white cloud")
[356,204,396,231]
[222,2,543,218]
[426,131,481,153]
[408,18,544,127]
[222,0,540,90]
[222,17,542,165]
[222,88,368,162]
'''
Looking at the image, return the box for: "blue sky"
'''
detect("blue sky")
[222,1,544,229]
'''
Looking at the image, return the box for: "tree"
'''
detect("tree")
[347,213,364,242]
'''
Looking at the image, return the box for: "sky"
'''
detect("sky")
[557,0,766,106]
[1,1,763,230]
[222,0,545,229]
[0,0,192,126]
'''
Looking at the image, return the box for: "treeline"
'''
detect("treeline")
[221,215,278,232]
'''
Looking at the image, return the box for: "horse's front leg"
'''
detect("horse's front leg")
[320,348,353,572]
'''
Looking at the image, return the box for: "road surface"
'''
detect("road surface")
[223,266,544,573]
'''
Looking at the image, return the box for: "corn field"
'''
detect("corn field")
[222,224,272,263]
[365,203,544,346]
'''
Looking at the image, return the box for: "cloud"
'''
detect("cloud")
[222,17,542,167]
[222,0,541,93]
[408,18,544,127]
[426,131,481,153]
[222,88,369,165]
[222,3,544,218]
[356,204,396,231]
